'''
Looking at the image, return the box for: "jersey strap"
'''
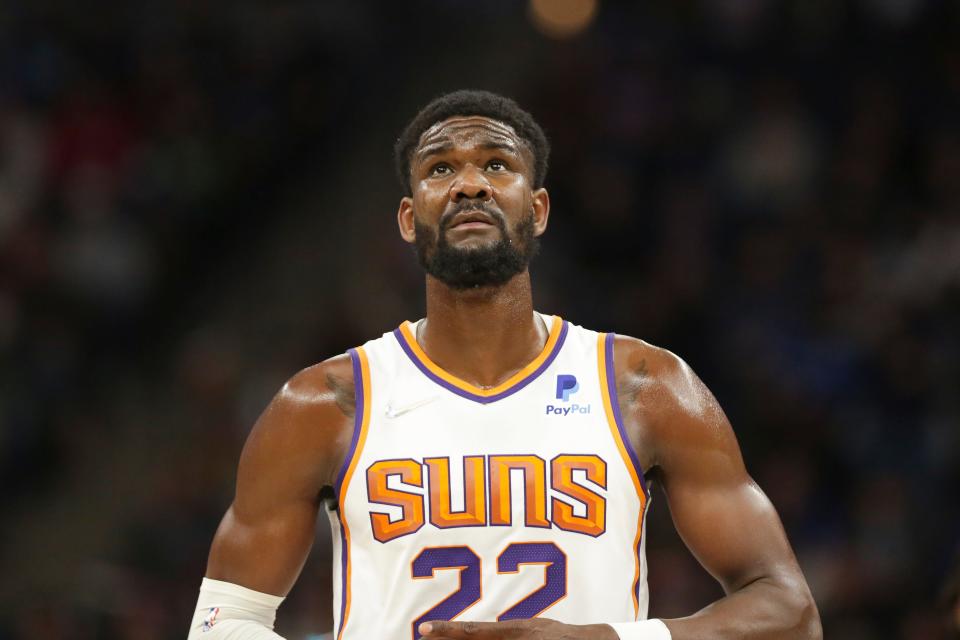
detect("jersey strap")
[333,346,373,640]
[598,332,651,617]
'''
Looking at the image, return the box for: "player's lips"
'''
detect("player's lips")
[448,210,497,229]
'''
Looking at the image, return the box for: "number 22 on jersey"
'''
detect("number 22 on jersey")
[411,542,566,640]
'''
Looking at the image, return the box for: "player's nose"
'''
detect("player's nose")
[450,164,491,201]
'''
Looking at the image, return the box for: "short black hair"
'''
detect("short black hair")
[394,89,550,196]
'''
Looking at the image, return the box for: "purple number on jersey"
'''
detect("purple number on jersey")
[497,542,567,620]
[411,546,482,640]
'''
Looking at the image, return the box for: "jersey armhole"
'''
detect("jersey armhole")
[333,347,372,502]
[331,346,372,640]
[597,333,650,502]
[598,332,653,619]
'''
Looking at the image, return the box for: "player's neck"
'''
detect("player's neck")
[419,271,547,389]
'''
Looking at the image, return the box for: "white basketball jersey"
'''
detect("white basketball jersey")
[328,314,651,640]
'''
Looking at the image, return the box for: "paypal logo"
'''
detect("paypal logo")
[547,374,590,416]
[546,403,591,416]
[555,374,579,402]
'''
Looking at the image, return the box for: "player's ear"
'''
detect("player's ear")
[397,196,416,243]
[532,187,550,237]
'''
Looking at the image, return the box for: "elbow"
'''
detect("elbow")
[788,587,822,640]
[799,597,823,640]
[763,571,821,640]
[800,596,822,640]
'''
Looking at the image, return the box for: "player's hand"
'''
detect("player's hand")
[419,619,619,640]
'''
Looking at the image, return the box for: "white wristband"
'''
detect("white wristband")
[187,577,286,639]
[609,619,672,640]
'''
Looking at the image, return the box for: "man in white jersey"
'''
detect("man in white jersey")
[188,90,821,640]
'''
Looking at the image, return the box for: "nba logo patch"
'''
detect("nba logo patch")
[202,607,220,632]
[555,374,579,402]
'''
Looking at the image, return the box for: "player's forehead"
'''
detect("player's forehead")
[416,115,525,156]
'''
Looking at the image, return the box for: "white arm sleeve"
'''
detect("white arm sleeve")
[608,619,672,640]
[186,578,286,639]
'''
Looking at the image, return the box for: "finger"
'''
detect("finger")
[420,620,512,638]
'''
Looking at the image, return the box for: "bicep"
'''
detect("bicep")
[663,467,799,592]
[205,364,353,595]
[654,370,801,592]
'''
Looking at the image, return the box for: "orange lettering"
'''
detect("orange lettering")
[367,459,425,542]
[488,455,549,528]
[551,455,606,536]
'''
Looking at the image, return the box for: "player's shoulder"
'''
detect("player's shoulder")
[611,333,692,386]
[241,353,356,488]
[279,352,356,414]
[255,353,356,440]
[611,333,719,423]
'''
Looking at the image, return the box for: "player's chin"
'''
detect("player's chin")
[447,232,502,251]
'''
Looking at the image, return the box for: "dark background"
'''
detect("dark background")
[1,1,958,638]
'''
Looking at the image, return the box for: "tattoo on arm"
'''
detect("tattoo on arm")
[326,372,356,418]
[617,355,648,402]
[616,353,656,478]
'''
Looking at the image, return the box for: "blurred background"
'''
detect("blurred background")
[1,0,959,638]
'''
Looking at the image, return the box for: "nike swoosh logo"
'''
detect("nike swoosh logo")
[385,396,439,418]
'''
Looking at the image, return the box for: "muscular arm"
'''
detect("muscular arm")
[614,336,821,639]
[205,354,356,596]
[420,337,820,640]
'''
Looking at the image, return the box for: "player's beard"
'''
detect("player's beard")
[414,207,539,290]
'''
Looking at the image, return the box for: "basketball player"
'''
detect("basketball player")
[187,90,821,640]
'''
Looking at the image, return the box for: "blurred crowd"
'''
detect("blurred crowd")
[1,1,958,638]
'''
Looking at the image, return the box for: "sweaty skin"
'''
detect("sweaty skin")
[203,116,821,639]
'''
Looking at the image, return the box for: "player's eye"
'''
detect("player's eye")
[429,164,452,177]
[486,160,507,172]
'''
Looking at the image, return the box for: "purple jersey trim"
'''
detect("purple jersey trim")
[334,347,365,640]
[393,321,569,404]
[603,333,650,499]
[335,516,349,639]
[334,348,365,497]
[603,332,651,609]
[636,493,652,610]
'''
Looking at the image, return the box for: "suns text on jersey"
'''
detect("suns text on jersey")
[364,454,607,542]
